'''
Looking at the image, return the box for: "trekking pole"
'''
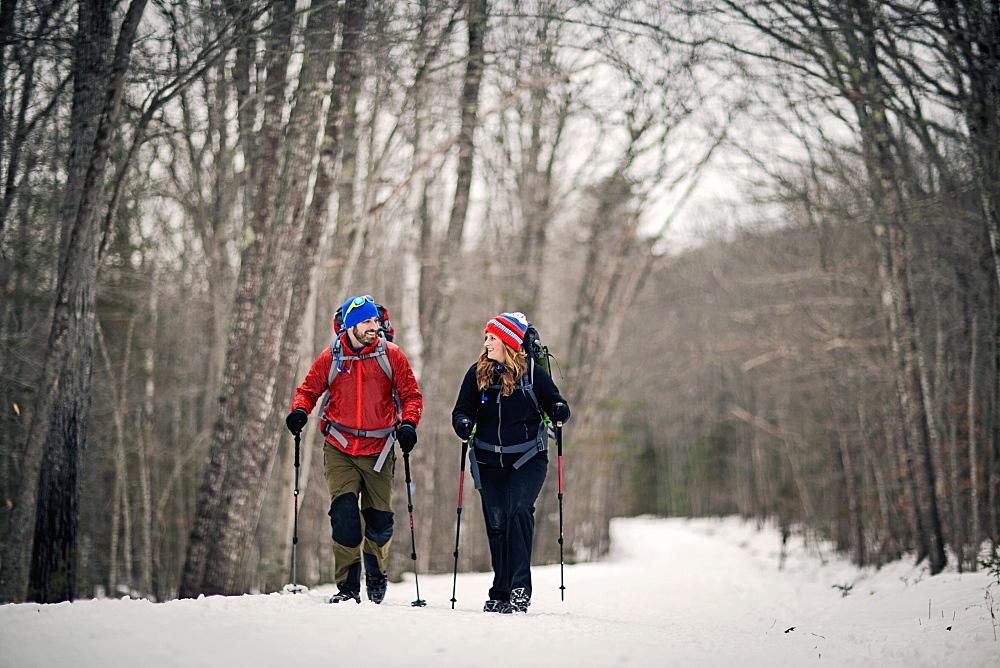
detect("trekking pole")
[450,439,469,609]
[402,452,427,607]
[555,419,566,600]
[282,431,307,594]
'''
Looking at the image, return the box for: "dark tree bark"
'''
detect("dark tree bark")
[0,0,148,604]
[847,0,946,574]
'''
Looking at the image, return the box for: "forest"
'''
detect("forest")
[1,0,997,604]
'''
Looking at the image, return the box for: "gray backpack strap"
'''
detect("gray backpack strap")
[373,433,396,472]
[485,358,542,418]
[315,337,344,425]
[468,437,482,490]
[521,357,542,418]
[512,431,548,468]
[373,337,391,379]
[520,359,556,448]
[322,421,396,439]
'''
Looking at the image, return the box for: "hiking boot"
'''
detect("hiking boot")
[483,599,505,613]
[502,587,530,613]
[328,589,360,604]
[366,573,388,604]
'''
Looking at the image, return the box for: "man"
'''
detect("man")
[285,295,422,604]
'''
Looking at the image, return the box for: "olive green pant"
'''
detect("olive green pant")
[323,442,395,592]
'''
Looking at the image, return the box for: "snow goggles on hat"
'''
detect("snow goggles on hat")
[345,294,374,315]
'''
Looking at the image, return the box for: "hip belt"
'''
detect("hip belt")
[322,419,397,472]
[468,430,549,490]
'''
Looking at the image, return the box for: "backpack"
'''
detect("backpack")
[522,321,553,376]
[520,321,555,423]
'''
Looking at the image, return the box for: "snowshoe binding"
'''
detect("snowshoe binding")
[483,599,505,613]
[328,589,361,604]
[366,573,388,604]
[501,588,530,614]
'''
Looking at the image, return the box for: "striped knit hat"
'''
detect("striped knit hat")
[485,312,529,351]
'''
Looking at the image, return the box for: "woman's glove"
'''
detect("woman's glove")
[454,416,473,440]
[550,402,570,423]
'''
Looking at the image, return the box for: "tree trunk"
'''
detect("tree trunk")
[540,175,651,564]
[179,0,297,598]
[0,0,147,604]
[849,0,946,575]
[839,431,864,566]
[422,0,488,365]
[967,312,980,564]
[179,0,371,597]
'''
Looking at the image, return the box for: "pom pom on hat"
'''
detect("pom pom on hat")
[485,312,528,350]
[342,295,380,330]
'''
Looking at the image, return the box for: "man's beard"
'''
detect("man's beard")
[352,324,377,345]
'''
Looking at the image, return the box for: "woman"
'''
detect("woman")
[452,312,570,613]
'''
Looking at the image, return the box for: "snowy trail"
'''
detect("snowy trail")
[1,517,996,667]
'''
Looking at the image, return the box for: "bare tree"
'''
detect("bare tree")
[709,0,948,573]
[0,0,149,604]
[419,0,489,367]
[179,0,380,597]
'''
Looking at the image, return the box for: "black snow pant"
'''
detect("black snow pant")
[476,452,548,602]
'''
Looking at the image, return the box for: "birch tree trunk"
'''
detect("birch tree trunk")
[421,0,487,365]
[275,0,369,590]
[179,0,297,597]
[179,0,371,597]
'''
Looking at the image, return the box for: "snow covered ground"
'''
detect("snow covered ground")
[2,516,996,667]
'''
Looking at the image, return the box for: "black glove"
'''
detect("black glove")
[550,402,570,424]
[455,416,473,441]
[285,408,308,435]
[396,421,417,454]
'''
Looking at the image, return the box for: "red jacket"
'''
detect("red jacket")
[291,334,422,456]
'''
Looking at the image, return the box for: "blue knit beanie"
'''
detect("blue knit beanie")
[342,295,379,330]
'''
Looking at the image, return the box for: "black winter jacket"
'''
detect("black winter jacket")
[452,361,569,466]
